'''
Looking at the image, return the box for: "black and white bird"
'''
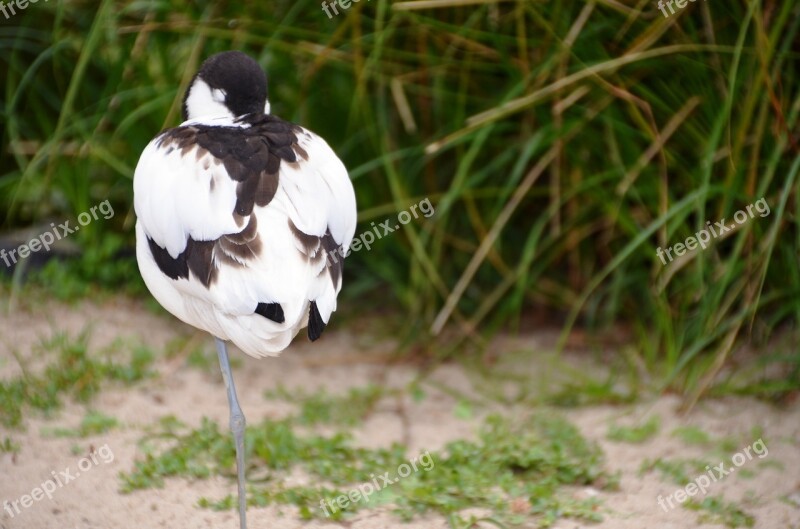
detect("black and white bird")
[133,51,357,529]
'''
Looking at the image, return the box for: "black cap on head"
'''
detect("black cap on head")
[182,51,268,120]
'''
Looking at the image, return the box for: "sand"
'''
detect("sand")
[0,297,798,529]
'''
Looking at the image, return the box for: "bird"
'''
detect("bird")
[132,50,357,529]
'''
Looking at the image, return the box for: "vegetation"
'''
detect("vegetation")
[685,497,755,528]
[639,456,712,485]
[606,415,660,444]
[671,425,713,446]
[121,408,614,527]
[264,383,387,426]
[1,2,798,402]
[0,436,20,454]
[0,332,154,428]
[42,409,120,438]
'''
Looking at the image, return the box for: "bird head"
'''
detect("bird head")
[182,51,270,121]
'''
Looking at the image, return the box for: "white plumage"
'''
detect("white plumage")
[133,52,356,357]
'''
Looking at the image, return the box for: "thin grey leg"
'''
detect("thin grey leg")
[215,337,248,529]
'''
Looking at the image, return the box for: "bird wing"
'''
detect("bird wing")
[134,114,356,356]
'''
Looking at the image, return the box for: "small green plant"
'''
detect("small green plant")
[684,497,755,528]
[186,348,214,372]
[0,332,155,428]
[639,457,710,485]
[264,384,386,426]
[544,379,637,408]
[453,399,473,420]
[607,415,660,444]
[43,409,119,438]
[0,437,20,454]
[671,425,712,446]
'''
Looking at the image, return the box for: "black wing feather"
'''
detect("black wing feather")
[308,301,326,341]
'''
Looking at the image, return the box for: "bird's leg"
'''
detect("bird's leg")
[215,337,248,529]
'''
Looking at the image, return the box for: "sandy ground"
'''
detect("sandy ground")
[0,296,798,529]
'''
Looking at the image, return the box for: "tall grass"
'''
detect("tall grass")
[1,0,798,401]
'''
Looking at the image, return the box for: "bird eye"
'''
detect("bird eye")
[211,88,227,103]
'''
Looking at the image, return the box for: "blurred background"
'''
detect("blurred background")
[1,0,798,405]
